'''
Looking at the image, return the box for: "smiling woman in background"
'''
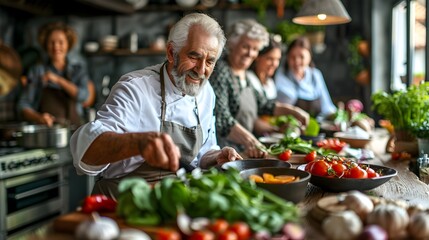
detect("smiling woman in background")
[248,34,283,101]
[18,22,89,129]
[275,36,336,121]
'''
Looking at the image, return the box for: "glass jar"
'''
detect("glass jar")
[418,154,429,184]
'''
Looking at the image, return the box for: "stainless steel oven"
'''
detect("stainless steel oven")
[0,148,71,240]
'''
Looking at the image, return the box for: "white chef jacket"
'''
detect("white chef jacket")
[70,63,220,178]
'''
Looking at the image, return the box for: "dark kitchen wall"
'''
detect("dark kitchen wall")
[0,0,372,112]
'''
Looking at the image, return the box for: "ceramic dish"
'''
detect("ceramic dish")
[297,163,397,192]
[333,132,371,148]
[221,159,291,172]
[258,136,280,147]
[240,167,311,203]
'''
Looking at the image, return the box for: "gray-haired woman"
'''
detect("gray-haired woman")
[210,19,309,158]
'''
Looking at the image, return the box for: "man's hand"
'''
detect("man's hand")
[139,133,181,172]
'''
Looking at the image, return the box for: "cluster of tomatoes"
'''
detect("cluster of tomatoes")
[187,220,251,240]
[316,138,347,153]
[304,156,381,179]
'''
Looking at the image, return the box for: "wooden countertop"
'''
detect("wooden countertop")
[299,129,429,239]
[26,129,429,239]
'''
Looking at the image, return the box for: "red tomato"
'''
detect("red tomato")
[228,222,251,240]
[81,194,117,213]
[366,167,380,178]
[330,163,347,177]
[347,166,368,179]
[278,149,292,161]
[391,152,400,160]
[305,160,316,172]
[157,229,181,240]
[304,150,317,163]
[310,160,330,176]
[218,230,238,240]
[209,219,229,234]
[189,231,215,240]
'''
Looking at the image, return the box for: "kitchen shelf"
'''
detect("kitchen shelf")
[140,2,250,12]
[86,48,166,57]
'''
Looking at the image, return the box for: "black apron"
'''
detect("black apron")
[294,73,322,118]
[39,87,81,129]
[92,63,203,199]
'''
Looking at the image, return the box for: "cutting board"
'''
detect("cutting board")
[53,211,180,238]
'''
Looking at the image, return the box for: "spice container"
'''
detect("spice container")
[418,154,429,184]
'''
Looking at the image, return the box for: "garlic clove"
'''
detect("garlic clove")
[75,213,120,240]
[118,229,151,240]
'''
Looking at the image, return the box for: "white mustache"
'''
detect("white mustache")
[187,71,205,82]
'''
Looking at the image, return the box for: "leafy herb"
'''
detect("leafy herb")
[116,168,300,234]
[371,82,429,132]
[269,115,300,138]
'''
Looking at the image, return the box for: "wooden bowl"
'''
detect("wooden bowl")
[334,132,371,148]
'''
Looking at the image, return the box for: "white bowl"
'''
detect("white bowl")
[84,42,99,53]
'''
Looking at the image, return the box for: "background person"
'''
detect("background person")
[70,13,242,199]
[17,21,90,129]
[247,34,283,137]
[0,42,23,122]
[210,19,309,158]
[274,36,336,121]
[248,34,283,101]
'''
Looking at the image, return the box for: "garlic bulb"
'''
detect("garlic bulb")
[322,210,363,240]
[75,213,120,240]
[408,212,429,239]
[366,204,409,237]
[118,229,151,240]
[342,190,374,220]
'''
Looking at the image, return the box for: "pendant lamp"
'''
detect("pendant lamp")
[292,0,351,25]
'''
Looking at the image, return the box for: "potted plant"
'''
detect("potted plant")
[371,82,429,155]
[411,120,429,155]
[274,21,307,45]
[242,0,304,20]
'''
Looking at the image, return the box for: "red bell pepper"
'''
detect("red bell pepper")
[81,194,117,213]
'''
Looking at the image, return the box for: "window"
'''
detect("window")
[391,0,426,90]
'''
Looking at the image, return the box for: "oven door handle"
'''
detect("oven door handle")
[9,182,63,200]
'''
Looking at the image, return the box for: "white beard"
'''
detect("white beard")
[172,59,208,96]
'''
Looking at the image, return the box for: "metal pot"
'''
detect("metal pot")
[16,124,70,148]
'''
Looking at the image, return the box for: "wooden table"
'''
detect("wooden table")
[27,129,429,239]
[298,128,429,239]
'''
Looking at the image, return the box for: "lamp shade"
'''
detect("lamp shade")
[293,0,351,25]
